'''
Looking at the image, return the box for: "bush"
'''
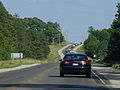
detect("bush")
[112,64,120,69]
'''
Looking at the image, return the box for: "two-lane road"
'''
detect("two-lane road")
[0,63,110,90]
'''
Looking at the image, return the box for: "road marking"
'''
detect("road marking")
[92,70,106,85]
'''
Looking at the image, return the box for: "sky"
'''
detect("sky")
[0,0,120,43]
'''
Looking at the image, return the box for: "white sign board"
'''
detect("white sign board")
[11,53,23,59]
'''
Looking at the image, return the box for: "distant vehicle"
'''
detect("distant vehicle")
[72,44,76,47]
[68,48,71,51]
[59,53,91,78]
[75,43,79,46]
[69,50,74,53]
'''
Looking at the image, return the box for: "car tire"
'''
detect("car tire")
[60,71,64,77]
[86,70,91,78]
[60,66,64,77]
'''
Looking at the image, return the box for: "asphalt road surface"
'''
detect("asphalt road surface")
[62,45,74,54]
[0,63,111,90]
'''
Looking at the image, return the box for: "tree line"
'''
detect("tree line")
[0,2,64,60]
[84,3,120,64]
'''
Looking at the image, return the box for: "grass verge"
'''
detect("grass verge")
[76,45,85,54]
[112,64,120,69]
[43,41,72,63]
[0,41,71,69]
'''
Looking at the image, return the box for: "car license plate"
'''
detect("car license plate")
[73,63,79,66]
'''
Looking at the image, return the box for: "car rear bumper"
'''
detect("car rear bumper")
[61,66,91,75]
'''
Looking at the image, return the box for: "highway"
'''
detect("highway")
[0,63,110,90]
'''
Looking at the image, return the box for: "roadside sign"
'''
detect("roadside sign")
[11,53,23,59]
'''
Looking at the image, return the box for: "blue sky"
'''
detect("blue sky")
[0,0,120,43]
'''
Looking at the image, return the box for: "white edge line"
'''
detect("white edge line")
[92,70,106,85]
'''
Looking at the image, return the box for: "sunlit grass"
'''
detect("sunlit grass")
[0,59,39,69]
[46,41,72,63]
[76,45,85,54]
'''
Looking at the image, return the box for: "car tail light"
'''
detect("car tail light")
[82,61,90,65]
[62,61,70,64]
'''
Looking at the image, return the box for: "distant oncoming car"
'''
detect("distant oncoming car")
[59,53,91,78]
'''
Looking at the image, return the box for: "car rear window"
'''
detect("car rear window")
[63,54,88,61]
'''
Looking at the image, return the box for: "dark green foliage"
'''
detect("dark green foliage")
[23,17,46,32]
[111,3,120,29]
[0,33,10,60]
[84,26,110,60]
[0,2,64,60]
[0,1,15,60]
[107,30,120,62]
[84,3,120,64]
[43,22,64,44]
[105,3,120,63]
[84,35,100,57]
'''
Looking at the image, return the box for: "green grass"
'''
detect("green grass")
[0,59,39,69]
[45,41,72,63]
[76,45,85,54]
[0,41,71,69]
[112,64,120,69]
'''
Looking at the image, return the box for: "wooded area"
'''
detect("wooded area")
[0,2,64,60]
[84,3,120,64]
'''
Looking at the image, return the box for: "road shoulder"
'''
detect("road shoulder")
[0,64,39,74]
[92,63,120,89]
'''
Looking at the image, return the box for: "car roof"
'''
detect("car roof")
[64,53,87,56]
